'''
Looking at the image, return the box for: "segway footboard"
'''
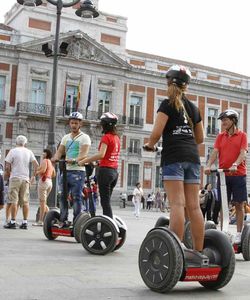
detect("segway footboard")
[138,227,184,293]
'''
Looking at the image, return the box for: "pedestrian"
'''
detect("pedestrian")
[205,109,248,244]
[4,135,38,229]
[146,193,153,210]
[211,187,219,224]
[52,112,91,227]
[154,188,162,212]
[0,172,4,211]
[144,65,205,252]
[199,183,214,220]
[132,182,143,218]
[33,149,56,226]
[78,112,120,219]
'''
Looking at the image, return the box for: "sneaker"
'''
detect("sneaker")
[32,221,43,227]
[4,222,17,229]
[234,232,242,244]
[19,223,28,230]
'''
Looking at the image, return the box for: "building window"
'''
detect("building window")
[128,164,139,187]
[0,76,6,101]
[128,139,141,154]
[65,85,78,115]
[98,90,111,117]
[155,166,163,189]
[31,80,46,104]
[129,95,142,125]
[207,108,219,135]
[206,146,217,187]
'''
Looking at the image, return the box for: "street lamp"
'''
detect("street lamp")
[17,0,99,207]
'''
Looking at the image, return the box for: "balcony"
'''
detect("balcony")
[128,117,144,127]
[16,102,127,124]
[207,126,219,136]
[127,147,141,156]
[0,100,6,111]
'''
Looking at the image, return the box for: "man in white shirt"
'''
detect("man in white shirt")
[4,135,38,229]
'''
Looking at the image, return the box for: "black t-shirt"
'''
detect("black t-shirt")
[157,96,202,166]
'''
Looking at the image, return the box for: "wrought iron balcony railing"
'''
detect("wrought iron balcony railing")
[127,147,141,155]
[0,100,6,111]
[128,117,144,127]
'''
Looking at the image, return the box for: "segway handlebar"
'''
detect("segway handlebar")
[143,145,162,153]
[210,169,231,173]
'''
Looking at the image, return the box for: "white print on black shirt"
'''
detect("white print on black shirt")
[172,111,192,136]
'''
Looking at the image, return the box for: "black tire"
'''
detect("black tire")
[113,216,127,251]
[205,220,217,230]
[154,216,170,228]
[199,229,235,290]
[81,216,118,255]
[242,225,250,261]
[139,228,184,293]
[183,221,193,249]
[73,212,90,243]
[43,210,60,240]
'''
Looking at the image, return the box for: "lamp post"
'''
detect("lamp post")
[17,0,99,207]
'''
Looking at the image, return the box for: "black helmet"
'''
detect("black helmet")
[166,65,192,87]
[100,112,118,126]
[218,109,239,122]
[69,111,83,120]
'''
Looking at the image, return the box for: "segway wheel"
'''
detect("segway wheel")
[183,220,193,249]
[139,228,184,293]
[81,216,118,255]
[242,224,250,261]
[154,216,170,228]
[43,210,60,240]
[204,220,217,230]
[113,215,127,251]
[199,229,235,290]
[73,212,90,243]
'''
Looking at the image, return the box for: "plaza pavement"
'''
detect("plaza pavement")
[0,204,250,300]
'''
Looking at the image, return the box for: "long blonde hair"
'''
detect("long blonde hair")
[167,83,187,111]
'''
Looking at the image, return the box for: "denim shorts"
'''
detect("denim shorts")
[162,162,200,184]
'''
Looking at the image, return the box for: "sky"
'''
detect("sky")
[1,0,250,76]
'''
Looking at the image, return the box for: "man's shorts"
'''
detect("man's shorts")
[8,178,30,206]
[217,175,247,203]
[38,178,52,202]
[162,162,200,184]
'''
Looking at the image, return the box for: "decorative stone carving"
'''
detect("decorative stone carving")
[30,68,50,76]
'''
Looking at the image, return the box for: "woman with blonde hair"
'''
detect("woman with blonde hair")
[144,65,205,252]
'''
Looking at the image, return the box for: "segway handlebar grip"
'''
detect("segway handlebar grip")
[143,145,162,153]
[210,169,230,173]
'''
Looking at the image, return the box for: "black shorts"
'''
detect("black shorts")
[217,175,247,203]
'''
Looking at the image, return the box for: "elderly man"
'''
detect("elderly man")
[4,135,38,229]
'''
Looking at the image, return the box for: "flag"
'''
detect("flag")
[76,79,81,111]
[62,76,67,116]
[85,79,92,119]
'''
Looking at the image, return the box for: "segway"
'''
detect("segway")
[183,169,250,260]
[43,160,90,242]
[139,221,235,292]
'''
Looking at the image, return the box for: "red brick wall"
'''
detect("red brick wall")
[101,33,120,45]
[10,65,18,107]
[129,84,145,93]
[28,18,51,31]
[0,34,10,41]
[0,63,10,71]
[207,97,220,105]
[123,83,127,115]
[5,123,13,139]
[146,87,154,124]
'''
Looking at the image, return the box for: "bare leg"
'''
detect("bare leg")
[11,203,18,220]
[185,183,204,251]
[164,181,185,241]
[235,202,244,232]
[39,200,48,222]
[5,203,11,221]
[22,203,29,220]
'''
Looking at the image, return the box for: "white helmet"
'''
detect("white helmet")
[69,111,83,120]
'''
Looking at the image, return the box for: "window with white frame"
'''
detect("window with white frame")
[31,80,46,104]
[65,85,78,116]
[98,90,111,117]
[207,107,219,135]
[0,76,6,101]
[155,166,163,188]
[128,139,140,154]
[129,95,142,125]
[128,164,139,187]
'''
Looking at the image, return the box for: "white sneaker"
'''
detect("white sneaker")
[234,232,242,244]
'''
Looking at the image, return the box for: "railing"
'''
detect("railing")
[128,117,144,127]
[207,126,219,136]
[16,102,127,124]
[127,147,141,155]
[0,100,6,111]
